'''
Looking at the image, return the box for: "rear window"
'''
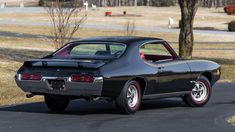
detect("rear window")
[53,43,126,59]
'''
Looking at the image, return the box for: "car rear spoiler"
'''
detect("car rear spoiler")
[23,59,106,69]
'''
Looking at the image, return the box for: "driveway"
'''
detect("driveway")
[0,83,234,132]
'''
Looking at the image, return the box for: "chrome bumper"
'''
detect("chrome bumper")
[15,74,103,96]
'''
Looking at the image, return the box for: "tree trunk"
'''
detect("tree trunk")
[147,0,150,6]
[178,0,200,59]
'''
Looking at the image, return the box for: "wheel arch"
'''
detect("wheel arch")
[128,76,147,96]
[199,71,213,83]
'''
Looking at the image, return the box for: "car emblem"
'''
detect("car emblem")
[57,69,60,72]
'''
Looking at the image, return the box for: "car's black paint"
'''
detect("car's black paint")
[15,36,221,100]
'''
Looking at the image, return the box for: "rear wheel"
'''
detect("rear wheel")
[183,76,211,107]
[44,95,70,112]
[115,80,142,114]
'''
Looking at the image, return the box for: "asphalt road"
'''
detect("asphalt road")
[0,83,234,132]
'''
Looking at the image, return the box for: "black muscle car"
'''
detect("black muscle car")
[15,36,221,114]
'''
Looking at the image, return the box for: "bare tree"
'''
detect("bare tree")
[178,0,200,59]
[124,20,136,36]
[44,0,87,49]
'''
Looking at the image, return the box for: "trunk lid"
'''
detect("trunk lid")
[24,59,107,69]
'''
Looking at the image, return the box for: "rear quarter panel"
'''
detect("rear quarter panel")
[186,60,221,86]
[99,40,158,97]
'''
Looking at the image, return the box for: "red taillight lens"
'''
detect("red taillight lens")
[71,74,81,82]
[21,73,42,81]
[71,74,94,83]
[32,73,42,80]
[82,75,94,82]
[21,73,31,80]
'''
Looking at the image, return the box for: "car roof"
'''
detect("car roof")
[75,36,164,44]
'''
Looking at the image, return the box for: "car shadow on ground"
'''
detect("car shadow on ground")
[0,98,186,115]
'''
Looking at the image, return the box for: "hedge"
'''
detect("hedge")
[228,20,235,32]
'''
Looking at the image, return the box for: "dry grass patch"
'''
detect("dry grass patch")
[0,47,51,105]
[0,37,53,51]
[0,60,43,105]
[221,64,235,82]
[1,25,235,42]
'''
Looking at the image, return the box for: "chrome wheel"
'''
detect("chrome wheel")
[127,85,139,108]
[115,80,141,114]
[191,81,208,102]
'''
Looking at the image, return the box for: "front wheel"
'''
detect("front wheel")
[44,95,70,112]
[183,76,212,107]
[115,80,142,114]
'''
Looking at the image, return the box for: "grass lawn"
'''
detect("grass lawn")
[0,24,234,105]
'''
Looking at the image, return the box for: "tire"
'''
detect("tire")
[183,76,212,107]
[115,80,142,114]
[44,95,70,112]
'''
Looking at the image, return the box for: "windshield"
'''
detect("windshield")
[52,43,126,59]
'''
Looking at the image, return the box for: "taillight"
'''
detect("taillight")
[71,74,94,83]
[71,74,81,82]
[82,75,94,82]
[32,73,42,81]
[21,73,42,81]
[21,73,31,80]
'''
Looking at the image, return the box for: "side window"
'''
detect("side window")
[139,43,173,62]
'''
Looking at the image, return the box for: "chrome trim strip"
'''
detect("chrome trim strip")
[143,91,191,100]
[42,77,69,82]
[67,76,103,83]
[94,77,104,83]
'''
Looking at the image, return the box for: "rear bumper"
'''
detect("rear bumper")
[15,74,103,97]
